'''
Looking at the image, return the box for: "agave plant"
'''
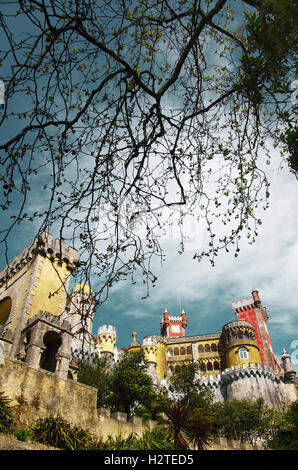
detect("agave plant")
[30,414,91,450]
[0,392,15,433]
[134,426,175,450]
[105,432,138,450]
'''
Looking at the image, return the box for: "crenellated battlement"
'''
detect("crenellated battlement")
[168,315,183,322]
[232,297,255,311]
[220,363,277,382]
[97,325,117,336]
[0,231,80,286]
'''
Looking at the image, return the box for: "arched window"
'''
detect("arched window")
[238,347,249,360]
[213,361,220,370]
[207,361,213,371]
[211,343,217,352]
[186,346,192,355]
[40,331,62,373]
[198,344,204,353]
[174,347,179,356]
[0,297,12,327]
[200,362,206,372]
[180,347,185,355]
[205,344,210,353]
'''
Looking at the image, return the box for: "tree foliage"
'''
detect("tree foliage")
[0,0,296,305]
[107,350,157,419]
[268,400,298,450]
[163,363,214,449]
[77,356,112,408]
[168,362,213,409]
[78,350,157,420]
[209,398,281,444]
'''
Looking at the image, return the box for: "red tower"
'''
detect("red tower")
[232,288,279,370]
[160,309,187,338]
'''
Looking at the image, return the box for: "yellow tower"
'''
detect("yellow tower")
[97,325,117,360]
[141,335,168,384]
[221,320,261,368]
[65,284,96,335]
[0,232,80,357]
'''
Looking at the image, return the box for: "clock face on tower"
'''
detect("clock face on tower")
[170,325,181,333]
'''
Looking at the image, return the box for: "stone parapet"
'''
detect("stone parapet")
[210,436,266,450]
[24,310,71,331]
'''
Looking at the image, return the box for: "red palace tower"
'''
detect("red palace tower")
[232,288,280,371]
[160,309,187,338]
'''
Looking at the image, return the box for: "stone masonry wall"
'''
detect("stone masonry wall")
[0,358,157,440]
[0,358,266,449]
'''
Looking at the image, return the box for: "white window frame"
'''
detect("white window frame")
[238,347,249,360]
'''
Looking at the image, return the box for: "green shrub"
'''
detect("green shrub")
[30,415,91,450]
[105,426,174,450]
[0,392,15,433]
[268,400,298,450]
[105,433,138,450]
[83,435,110,450]
[134,426,175,450]
[14,428,29,442]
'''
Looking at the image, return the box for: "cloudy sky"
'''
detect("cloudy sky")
[91,147,298,366]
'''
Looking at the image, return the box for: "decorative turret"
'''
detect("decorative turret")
[141,335,163,386]
[221,320,261,368]
[160,309,187,338]
[97,325,117,361]
[141,335,159,363]
[281,348,296,383]
[252,288,261,307]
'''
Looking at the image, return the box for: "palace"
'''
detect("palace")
[0,232,297,411]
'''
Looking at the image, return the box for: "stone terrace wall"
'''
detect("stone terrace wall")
[0,358,98,431]
[0,358,266,449]
[0,358,157,439]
